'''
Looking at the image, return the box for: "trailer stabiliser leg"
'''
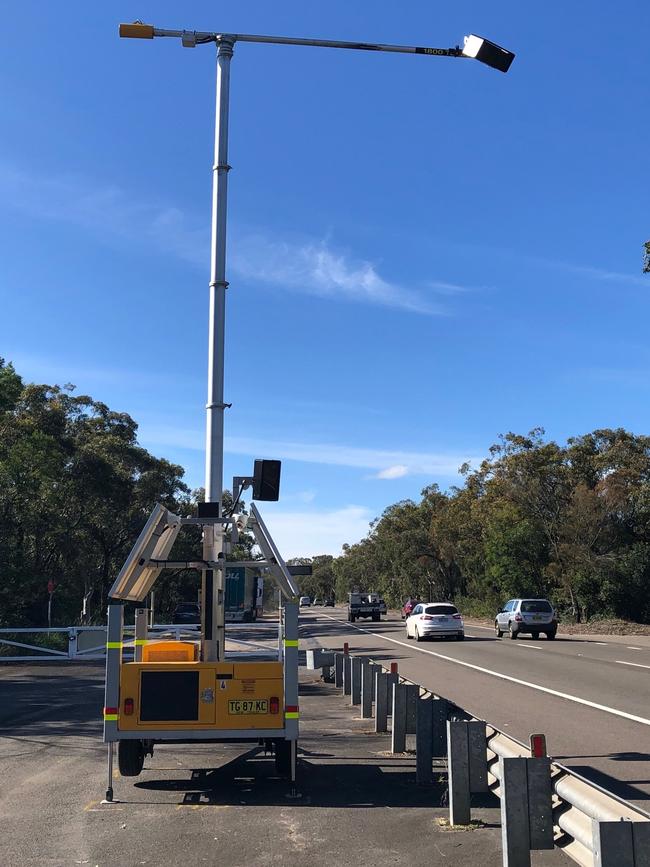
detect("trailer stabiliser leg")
[105,742,114,802]
[286,738,302,799]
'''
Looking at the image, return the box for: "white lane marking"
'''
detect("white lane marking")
[517,643,543,650]
[616,660,650,670]
[595,642,608,646]
[316,614,650,728]
[627,647,643,651]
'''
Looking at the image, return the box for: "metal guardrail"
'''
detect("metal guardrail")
[485,726,650,866]
[0,624,202,662]
[323,648,650,866]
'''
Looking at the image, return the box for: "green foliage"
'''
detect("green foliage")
[5,355,650,628]
[287,555,335,601]
[331,427,650,624]
[0,359,206,627]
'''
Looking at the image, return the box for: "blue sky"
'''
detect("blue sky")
[1,1,649,557]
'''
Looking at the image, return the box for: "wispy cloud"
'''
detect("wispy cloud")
[0,162,447,316]
[5,351,196,393]
[260,504,372,557]
[136,423,478,478]
[230,234,443,315]
[373,464,409,479]
[0,163,208,267]
[534,258,648,289]
[425,279,483,296]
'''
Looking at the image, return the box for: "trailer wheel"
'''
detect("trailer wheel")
[274,739,291,777]
[118,739,145,777]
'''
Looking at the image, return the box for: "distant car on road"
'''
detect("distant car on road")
[405,602,464,641]
[495,598,557,640]
[348,592,384,622]
[324,597,335,607]
[172,602,200,625]
[299,596,311,608]
[401,598,419,620]
[313,598,323,606]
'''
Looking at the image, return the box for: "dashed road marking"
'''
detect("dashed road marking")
[616,660,650,670]
[316,614,650,728]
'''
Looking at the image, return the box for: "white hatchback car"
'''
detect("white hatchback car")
[405,603,464,641]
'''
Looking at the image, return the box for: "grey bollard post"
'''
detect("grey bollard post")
[592,819,635,867]
[432,697,449,756]
[526,758,553,851]
[416,695,434,785]
[391,683,407,753]
[500,756,553,866]
[375,671,389,733]
[500,757,531,866]
[632,823,650,867]
[467,721,489,793]
[334,652,344,688]
[350,656,363,706]
[361,661,373,718]
[343,653,352,696]
[362,663,380,719]
[405,683,418,735]
[386,672,398,716]
[447,720,471,825]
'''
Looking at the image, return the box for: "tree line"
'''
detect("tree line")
[0,359,211,627]
[326,428,650,623]
[3,358,650,626]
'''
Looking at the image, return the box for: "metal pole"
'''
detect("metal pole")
[202,36,234,663]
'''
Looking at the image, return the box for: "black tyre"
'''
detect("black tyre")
[546,630,556,640]
[118,739,145,777]
[495,622,503,638]
[415,627,422,642]
[372,613,380,622]
[509,624,518,640]
[531,631,540,640]
[275,739,291,777]
[406,627,412,639]
[456,633,465,641]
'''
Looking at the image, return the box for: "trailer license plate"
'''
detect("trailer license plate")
[228,700,269,714]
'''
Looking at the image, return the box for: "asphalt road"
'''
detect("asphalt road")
[0,646,567,867]
[300,608,650,810]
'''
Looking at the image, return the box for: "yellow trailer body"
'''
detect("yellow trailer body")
[118,659,284,732]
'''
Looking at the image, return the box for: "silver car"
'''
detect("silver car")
[495,598,557,640]
[405,602,464,641]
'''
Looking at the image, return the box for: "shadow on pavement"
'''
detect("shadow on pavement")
[135,747,499,813]
[0,668,103,737]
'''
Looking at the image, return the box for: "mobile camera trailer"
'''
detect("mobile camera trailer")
[102,474,301,802]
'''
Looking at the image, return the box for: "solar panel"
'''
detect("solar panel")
[108,503,182,602]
